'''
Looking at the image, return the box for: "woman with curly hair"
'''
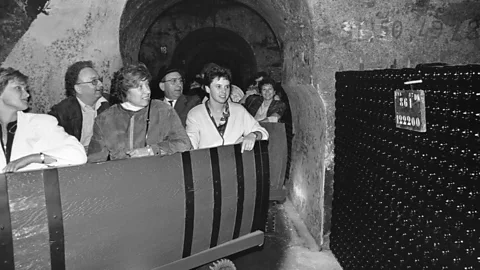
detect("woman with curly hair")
[87,63,191,162]
[243,77,286,123]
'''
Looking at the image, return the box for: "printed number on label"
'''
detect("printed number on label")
[396,115,421,127]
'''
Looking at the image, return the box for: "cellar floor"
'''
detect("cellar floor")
[230,200,343,270]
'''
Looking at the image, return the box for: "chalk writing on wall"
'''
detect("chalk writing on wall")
[418,18,443,39]
[342,17,480,42]
[341,18,402,42]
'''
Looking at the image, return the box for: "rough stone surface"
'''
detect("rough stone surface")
[138,1,282,87]
[284,83,326,248]
[232,200,343,269]
[0,0,42,64]
[279,0,322,247]
[2,0,124,112]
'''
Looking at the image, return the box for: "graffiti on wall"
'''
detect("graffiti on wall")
[341,13,480,42]
[341,12,403,42]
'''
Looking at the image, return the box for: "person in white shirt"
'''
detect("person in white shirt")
[186,65,268,152]
[49,61,110,151]
[0,67,86,172]
[198,63,244,104]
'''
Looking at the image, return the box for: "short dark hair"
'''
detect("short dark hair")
[0,67,28,95]
[201,62,221,76]
[111,63,152,102]
[65,61,94,97]
[204,65,232,87]
[258,77,276,93]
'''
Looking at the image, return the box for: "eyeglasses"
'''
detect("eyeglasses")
[76,77,103,86]
[162,78,184,85]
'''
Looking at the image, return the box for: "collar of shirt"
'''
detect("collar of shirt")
[121,101,144,112]
[77,96,108,112]
[164,98,177,107]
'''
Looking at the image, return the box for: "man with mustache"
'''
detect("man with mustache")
[49,61,110,151]
[159,68,201,127]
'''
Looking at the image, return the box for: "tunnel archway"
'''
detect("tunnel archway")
[119,0,287,65]
[170,27,257,89]
[119,0,328,247]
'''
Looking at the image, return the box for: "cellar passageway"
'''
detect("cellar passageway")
[120,1,326,249]
[134,0,282,88]
[140,26,258,97]
[119,1,331,267]
[168,27,256,89]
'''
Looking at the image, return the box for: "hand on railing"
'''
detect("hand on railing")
[126,146,155,158]
[235,132,258,153]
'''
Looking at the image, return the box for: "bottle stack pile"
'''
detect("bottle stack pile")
[331,65,479,270]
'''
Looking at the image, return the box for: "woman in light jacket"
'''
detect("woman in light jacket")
[0,67,87,173]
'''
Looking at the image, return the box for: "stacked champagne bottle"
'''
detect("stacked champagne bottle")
[331,64,479,270]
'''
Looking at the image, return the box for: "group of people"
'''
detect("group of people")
[0,60,286,173]
[186,66,288,124]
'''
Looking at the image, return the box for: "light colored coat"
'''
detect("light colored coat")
[186,102,269,150]
[0,111,87,172]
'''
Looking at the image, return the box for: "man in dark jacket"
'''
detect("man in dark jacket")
[49,61,109,151]
[159,68,201,127]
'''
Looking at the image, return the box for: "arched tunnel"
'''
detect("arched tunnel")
[142,26,261,97]
[118,1,327,246]
[125,0,283,92]
[168,27,258,89]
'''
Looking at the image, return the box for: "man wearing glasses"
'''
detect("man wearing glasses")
[49,61,110,151]
[159,68,201,127]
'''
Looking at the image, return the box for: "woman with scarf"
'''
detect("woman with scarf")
[87,63,191,162]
